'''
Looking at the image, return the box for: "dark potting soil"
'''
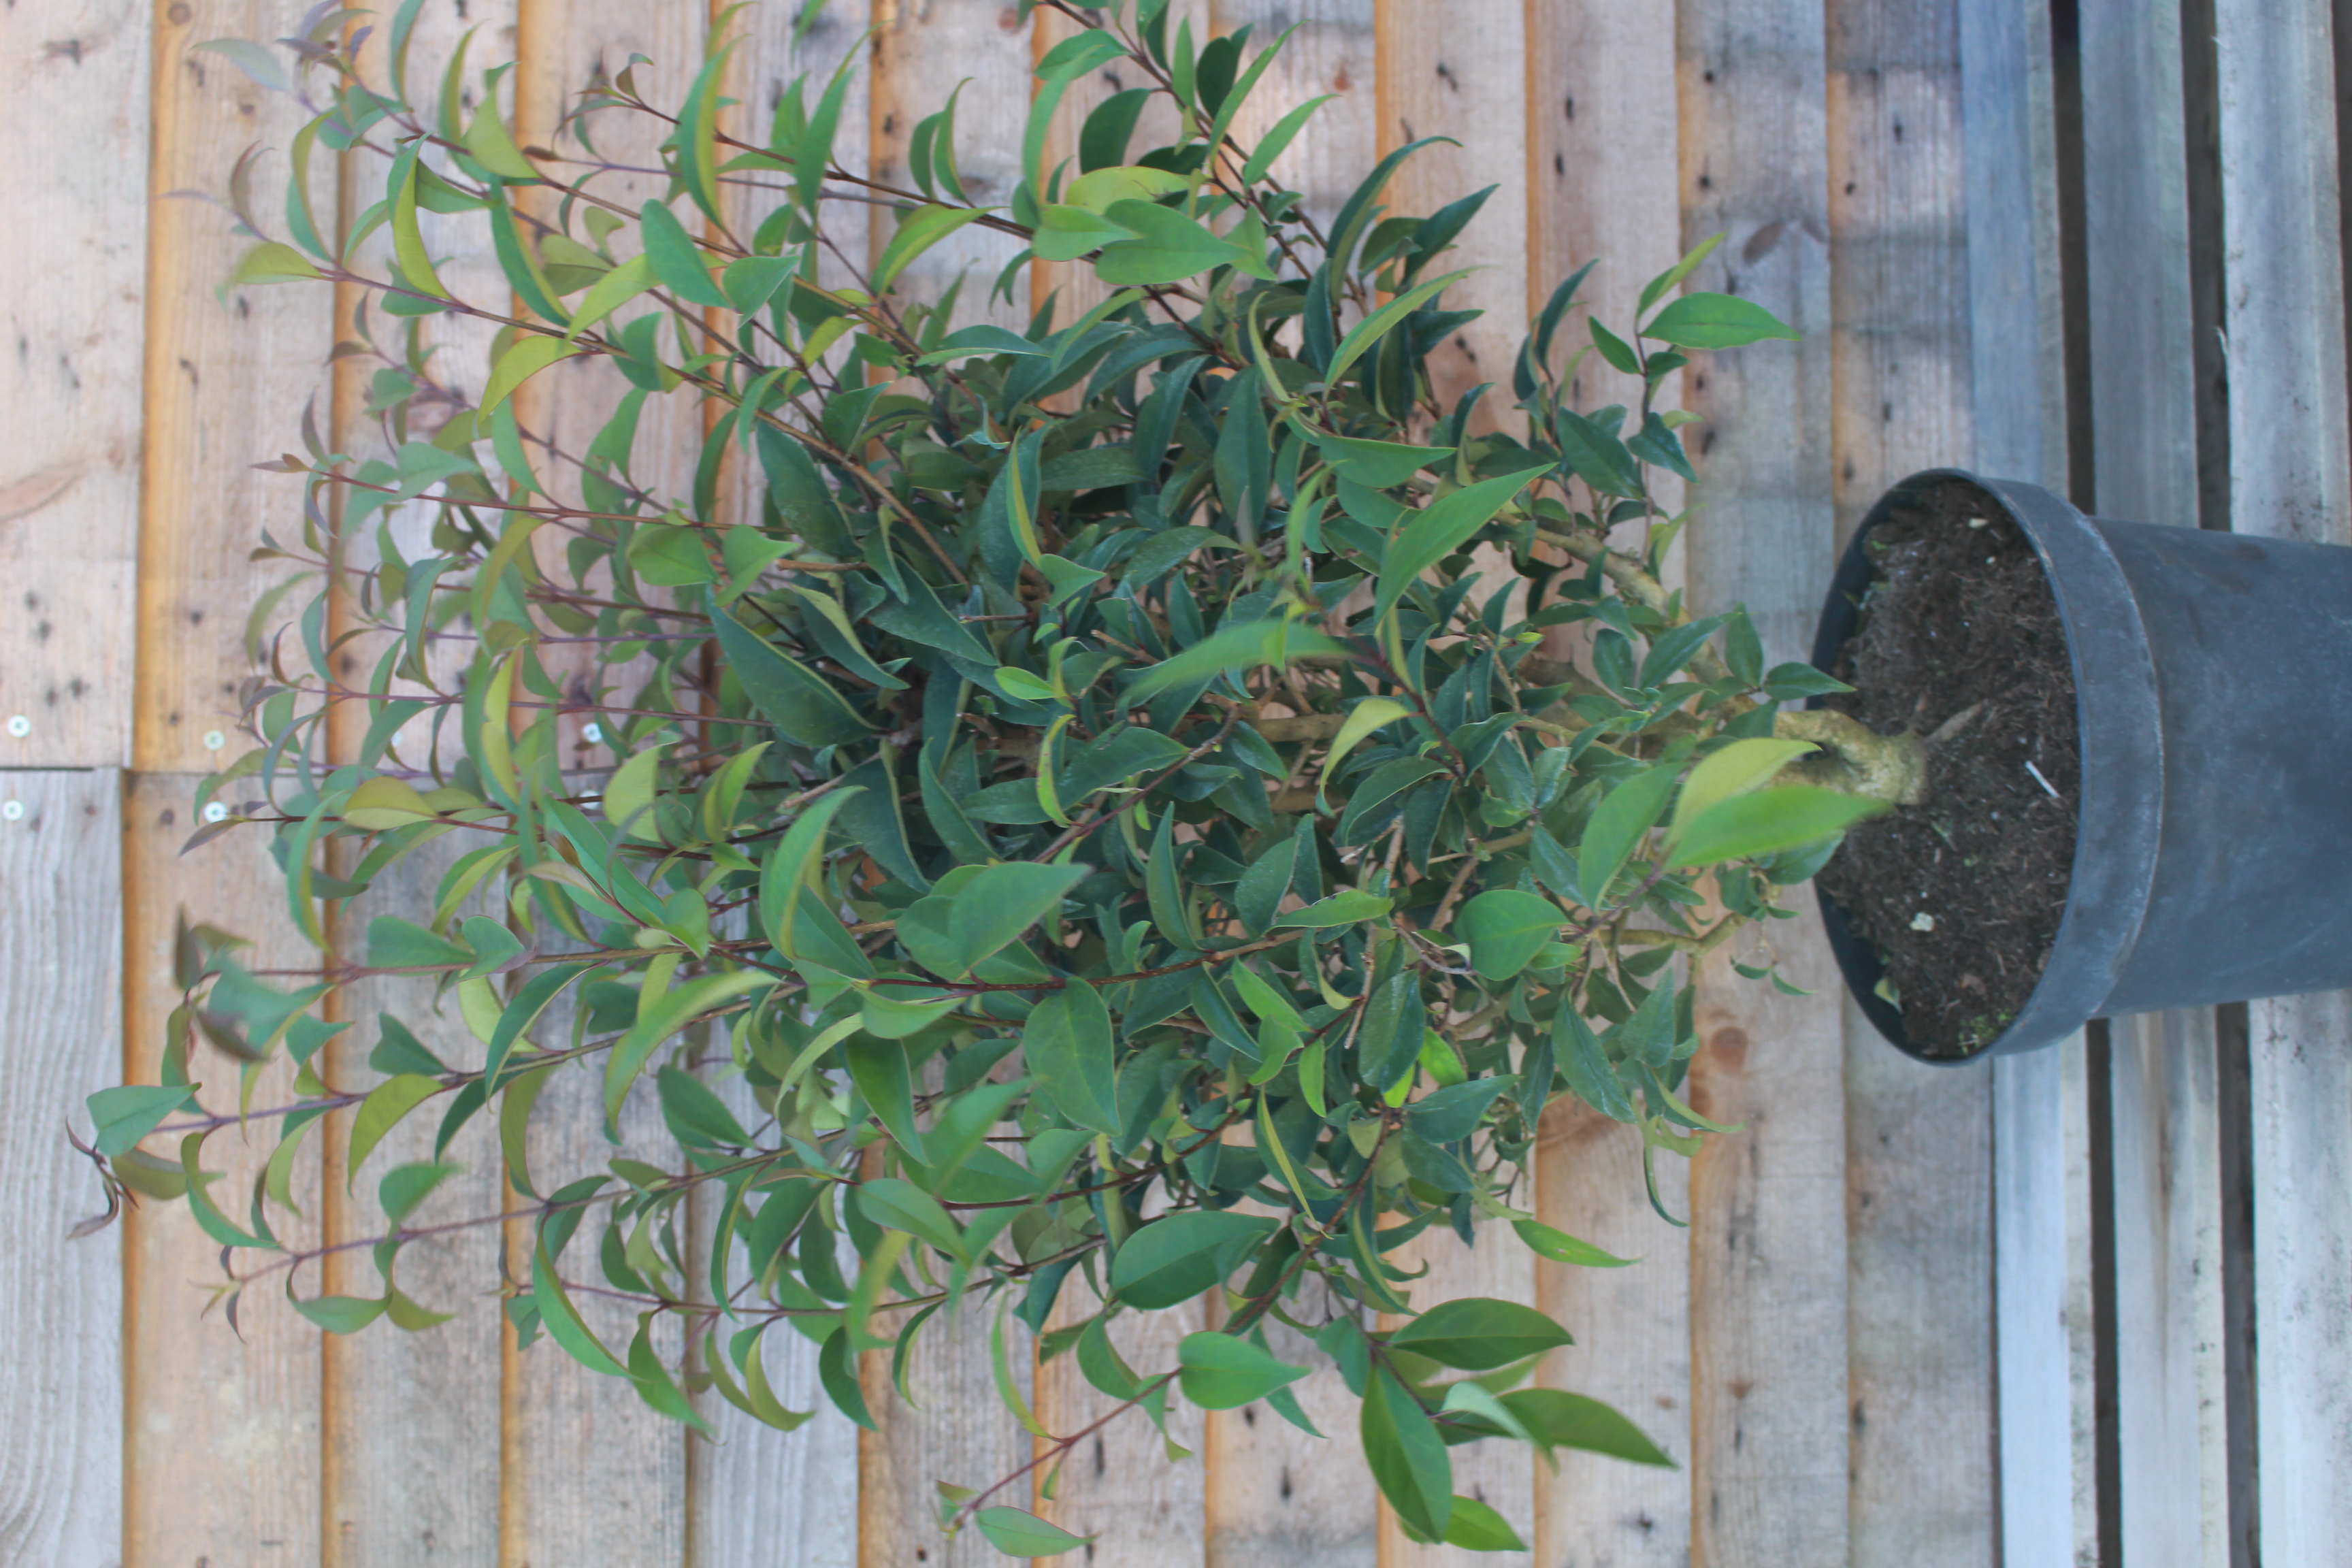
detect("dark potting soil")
[1813,476,2080,1058]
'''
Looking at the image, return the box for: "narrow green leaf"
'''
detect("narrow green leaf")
[1362,1367,1453,1541]
[1640,291,1801,350]
[1024,979,1120,1134]
[975,1507,1094,1558]
[1666,785,1886,868]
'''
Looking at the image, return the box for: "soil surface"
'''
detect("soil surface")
[1814,476,2079,1058]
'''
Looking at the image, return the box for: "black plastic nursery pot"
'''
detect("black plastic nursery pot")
[1813,468,2352,1064]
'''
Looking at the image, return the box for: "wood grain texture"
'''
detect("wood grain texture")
[2074,7,2234,1563]
[138,0,336,774]
[1533,1105,1690,1568]
[1991,1039,2101,1568]
[1033,1290,1208,1568]
[1377,1222,1537,1567]
[1371,15,1537,1558]
[2217,0,2352,1558]
[1212,0,1375,235]
[1205,1280,1377,1568]
[860,1298,1032,1568]
[122,772,324,1567]
[1373,0,1526,421]
[868,0,1032,329]
[1676,3,1846,1564]
[1955,6,2091,1563]
[2107,1010,2230,1568]
[321,833,506,1567]
[0,770,125,1565]
[0,0,149,768]
[501,3,710,1559]
[1824,7,1996,1563]
[1521,26,1693,1552]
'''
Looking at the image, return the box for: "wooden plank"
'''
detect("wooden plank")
[1521,15,1693,1552]
[1032,1288,1208,1567]
[321,834,506,1567]
[0,770,123,1563]
[859,1298,1032,1568]
[501,1,712,1558]
[1188,16,1384,1564]
[1955,5,2097,1563]
[1204,1281,1377,1568]
[2215,0,2352,1558]
[687,11,869,1559]
[2074,4,2234,1561]
[1676,2,1846,1563]
[2107,1008,2230,1567]
[1373,0,1527,419]
[318,5,517,1554]
[867,0,1032,331]
[1823,5,1996,1564]
[138,0,338,775]
[1212,0,1376,235]
[1371,6,1536,1560]
[1991,1039,2103,1568]
[0,0,149,768]
[122,773,324,1566]
[1532,1105,1690,1567]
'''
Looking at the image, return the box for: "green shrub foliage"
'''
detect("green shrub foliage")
[88,2,1872,1550]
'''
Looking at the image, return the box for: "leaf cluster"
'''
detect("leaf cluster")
[97,1,1863,1552]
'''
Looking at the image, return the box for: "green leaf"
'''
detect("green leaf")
[1669,737,1818,840]
[855,1176,967,1262]
[1512,1218,1635,1268]
[759,788,862,960]
[1576,764,1678,908]
[975,1507,1094,1558]
[1093,199,1252,285]
[1319,697,1411,804]
[874,204,990,294]
[1124,618,1352,702]
[563,253,657,342]
[346,1074,445,1183]
[1440,1496,1526,1552]
[228,241,323,287]
[1666,785,1886,868]
[88,1084,197,1158]
[1110,1210,1277,1309]
[655,1066,752,1149]
[1555,407,1645,498]
[1388,1296,1573,1369]
[292,1293,388,1333]
[1640,291,1801,350]
[639,200,729,308]
[938,862,1089,976]
[1177,1330,1307,1410]
[480,333,581,413]
[706,591,872,747]
[604,971,773,1122]
[1501,1387,1678,1467]
[1310,431,1454,488]
[378,1159,461,1226]
[367,915,470,969]
[1024,979,1120,1134]
[1376,465,1553,619]
[845,1037,927,1162]
[1275,889,1392,928]
[1636,232,1726,317]
[1362,1366,1453,1541]
[1452,889,1565,981]
[1241,93,1336,184]
[1325,269,1471,388]
[532,1235,627,1377]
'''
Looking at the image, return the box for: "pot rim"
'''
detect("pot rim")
[1809,468,2165,1064]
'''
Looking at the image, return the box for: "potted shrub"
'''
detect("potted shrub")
[82,5,1906,1554]
[1810,467,2352,1062]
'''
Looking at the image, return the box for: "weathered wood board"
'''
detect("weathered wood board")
[0,770,125,1566]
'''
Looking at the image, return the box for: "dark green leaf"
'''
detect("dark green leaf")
[1388,1296,1573,1369]
[1641,291,1800,350]
[88,1084,197,1158]
[976,1507,1094,1557]
[1501,1387,1679,1467]
[1177,1330,1308,1410]
[1362,1366,1453,1541]
[1452,889,1565,981]
[1024,979,1120,1133]
[1110,1211,1277,1309]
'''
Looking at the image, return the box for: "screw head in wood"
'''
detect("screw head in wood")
[581,721,605,745]
[1,800,22,821]
[5,715,28,738]
[203,730,227,751]
[201,801,230,824]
